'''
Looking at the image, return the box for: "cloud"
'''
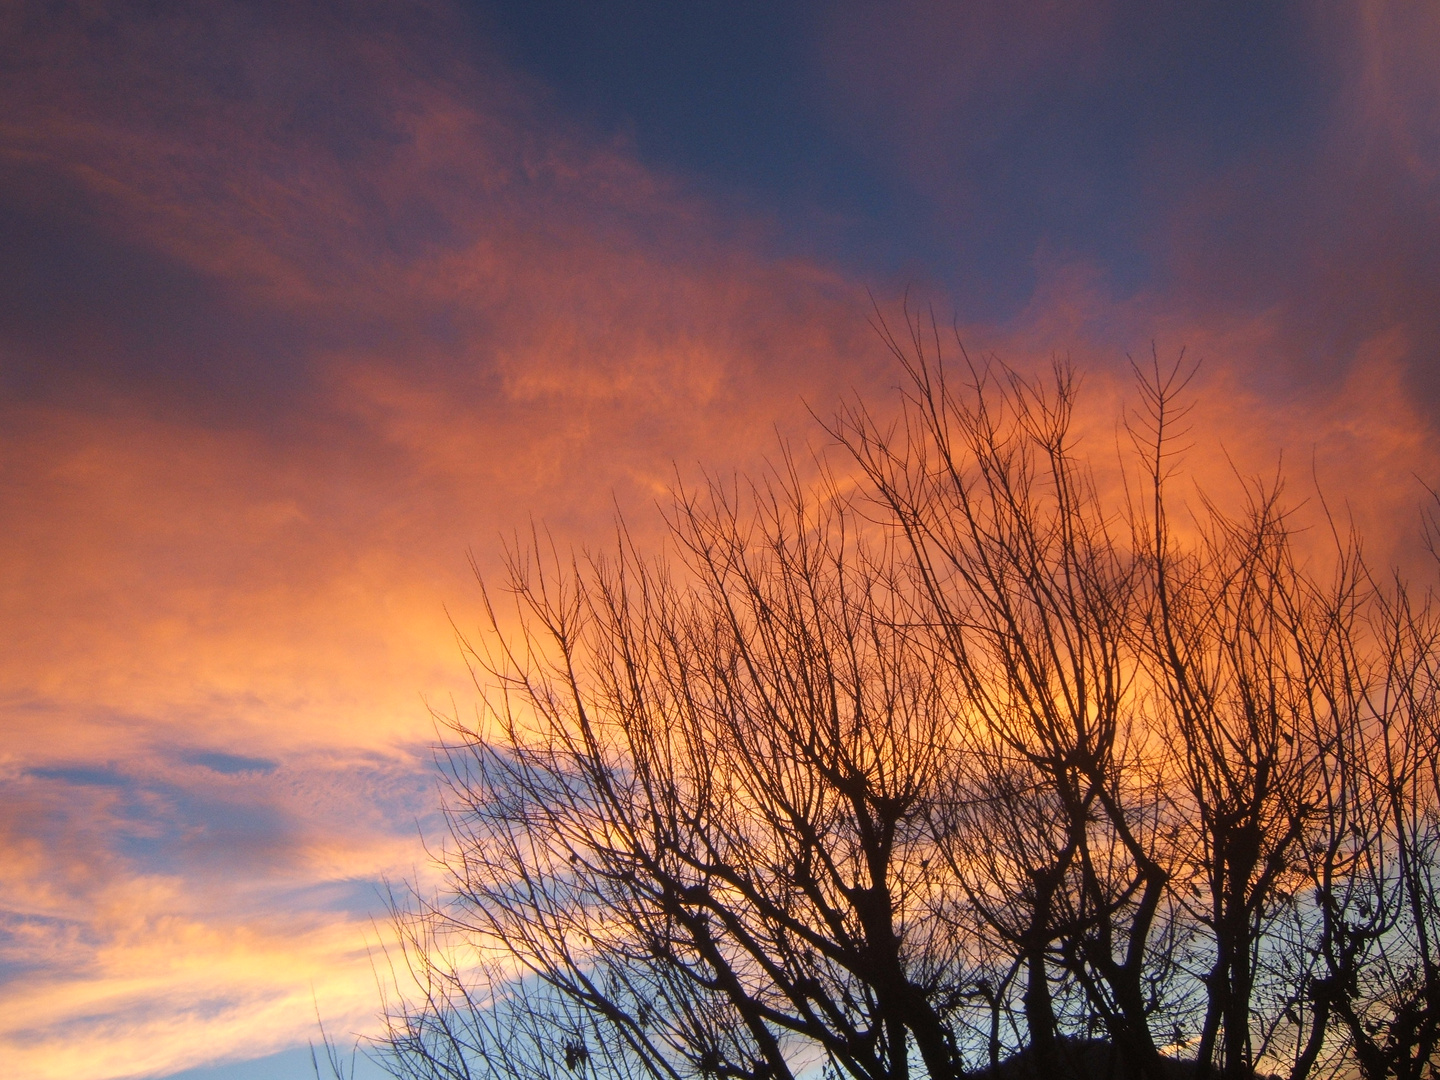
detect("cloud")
[815,0,1440,420]
[1,1,1435,1077]
[0,738,440,1078]
[0,1,880,1075]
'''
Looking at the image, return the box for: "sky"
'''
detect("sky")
[1,2,1438,1078]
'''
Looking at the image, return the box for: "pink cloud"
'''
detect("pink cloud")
[0,2,885,1074]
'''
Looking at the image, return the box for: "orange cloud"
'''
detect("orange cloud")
[0,3,884,1075]
[1,2,1436,1078]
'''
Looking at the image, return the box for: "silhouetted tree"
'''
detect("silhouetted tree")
[379,313,1438,1080]
[383,461,979,1080]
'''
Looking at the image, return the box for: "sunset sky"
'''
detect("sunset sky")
[2,3,1438,1078]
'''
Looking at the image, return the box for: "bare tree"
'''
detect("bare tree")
[1130,375,1440,1080]
[379,314,1438,1080]
[827,323,1173,1079]
[384,464,983,1080]
[1277,565,1440,1080]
